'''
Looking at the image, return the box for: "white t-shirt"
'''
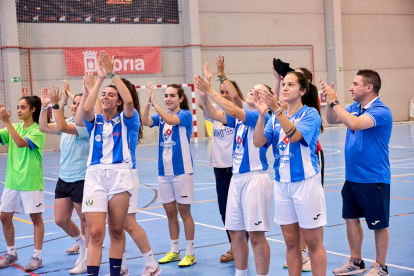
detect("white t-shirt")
[204,104,234,168]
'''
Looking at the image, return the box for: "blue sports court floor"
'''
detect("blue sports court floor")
[0,122,413,275]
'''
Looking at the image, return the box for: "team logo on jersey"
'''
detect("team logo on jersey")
[163,128,172,141]
[112,117,120,125]
[217,122,224,128]
[85,198,94,206]
[277,136,290,151]
[95,134,102,142]
[236,135,243,149]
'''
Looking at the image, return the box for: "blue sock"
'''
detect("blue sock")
[86,266,100,275]
[109,258,122,276]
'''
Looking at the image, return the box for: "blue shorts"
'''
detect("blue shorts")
[341,180,390,230]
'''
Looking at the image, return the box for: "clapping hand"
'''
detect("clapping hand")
[0,104,11,122]
[146,82,156,104]
[40,87,51,108]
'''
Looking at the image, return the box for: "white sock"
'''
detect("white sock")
[170,239,179,253]
[186,240,194,256]
[235,268,248,276]
[121,253,127,270]
[73,234,86,253]
[83,248,88,262]
[7,246,16,256]
[33,249,42,259]
[257,274,268,276]
[143,250,158,268]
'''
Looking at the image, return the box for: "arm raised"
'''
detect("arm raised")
[194,75,246,122]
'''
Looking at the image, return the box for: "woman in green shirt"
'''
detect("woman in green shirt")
[0,95,46,271]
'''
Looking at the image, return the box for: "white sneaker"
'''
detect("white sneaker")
[105,268,129,276]
[66,243,80,255]
[282,250,312,272]
[24,257,43,271]
[333,258,367,275]
[365,263,389,276]
[69,260,87,275]
[141,265,162,276]
[74,253,85,267]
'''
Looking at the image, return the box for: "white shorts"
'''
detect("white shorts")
[225,171,273,232]
[128,169,139,214]
[82,167,133,213]
[274,173,327,229]
[158,174,194,204]
[0,188,45,215]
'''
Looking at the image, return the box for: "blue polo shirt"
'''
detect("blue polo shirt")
[344,97,392,184]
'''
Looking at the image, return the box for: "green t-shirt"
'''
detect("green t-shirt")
[0,122,45,191]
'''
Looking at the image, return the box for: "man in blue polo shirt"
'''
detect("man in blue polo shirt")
[322,70,392,276]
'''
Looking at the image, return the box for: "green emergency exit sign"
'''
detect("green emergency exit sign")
[11,77,21,82]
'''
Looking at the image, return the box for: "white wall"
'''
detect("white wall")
[199,0,328,94]
[340,0,414,121]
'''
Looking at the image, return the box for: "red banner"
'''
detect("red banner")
[63,47,162,76]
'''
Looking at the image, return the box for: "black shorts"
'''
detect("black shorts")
[341,180,390,230]
[55,178,85,203]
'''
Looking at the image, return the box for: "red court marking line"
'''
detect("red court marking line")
[390,196,414,201]
[0,257,40,276]
[397,213,410,217]
[324,189,340,193]
[44,205,54,209]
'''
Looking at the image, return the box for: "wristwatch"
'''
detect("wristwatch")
[51,104,60,109]
[330,100,340,109]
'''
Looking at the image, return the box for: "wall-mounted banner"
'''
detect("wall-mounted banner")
[63,47,162,76]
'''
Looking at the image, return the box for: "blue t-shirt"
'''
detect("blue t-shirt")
[151,109,193,176]
[59,117,89,182]
[84,110,140,168]
[226,110,270,174]
[264,105,321,183]
[344,97,392,184]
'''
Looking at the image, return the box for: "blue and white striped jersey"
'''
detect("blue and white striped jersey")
[264,105,320,183]
[151,109,193,176]
[84,110,140,168]
[226,110,270,174]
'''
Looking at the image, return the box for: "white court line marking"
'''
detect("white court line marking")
[321,149,341,155]
[15,231,62,240]
[325,166,345,171]
[139,210,225,231]
[194,187,215,191]
[136,217,163,223]
[392,163,414,167]
[392,145,414,149]
[44,176,58,181]
[391,157,414,163]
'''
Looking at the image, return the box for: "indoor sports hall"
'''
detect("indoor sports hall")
[0,0,413,275]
